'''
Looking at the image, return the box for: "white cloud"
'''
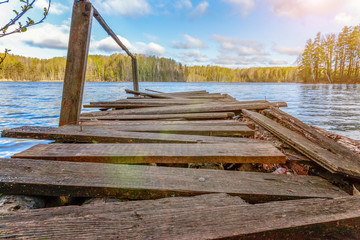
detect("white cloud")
[92,0,151,17]
[213,35,267,56]
[91,35,166,56]
[222,0,255,17]
[213,55,268,66]
[272,46,303,56]
[175,0,193,9]
[266,0,342,19]
[0,23,69,58]
[334,0,360,27]
[172,34,206,49]
[189,1,209,19]
[268,59,288,65]
[0,1,19,26]
[181,50,208,62]
[35,0,69,15]
[136,42,166,56]
[23,24,70,49]
[334,13,360,26]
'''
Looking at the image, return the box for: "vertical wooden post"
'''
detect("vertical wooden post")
[59,0,93,126]
[132,57,139,92]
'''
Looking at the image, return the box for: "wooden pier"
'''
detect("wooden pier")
[1,0,360,239]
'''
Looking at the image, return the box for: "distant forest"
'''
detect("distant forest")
[0,54,300,83]
[1,25,359,83]
[298,25,360,83]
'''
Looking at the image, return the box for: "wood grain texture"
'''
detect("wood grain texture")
[80,120,250,126]
[1,194,358,239]
[64,124,254,137]
[2,126,259,144]
[81,101,287,117]
[12,143,286,164]
[266,107,360,164]
[243,109,360,178]
[59,0,93,126]
[0,158,345,200]
[125,89,179,99]
[81,112,235,121]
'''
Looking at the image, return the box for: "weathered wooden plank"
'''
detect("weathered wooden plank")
[81,112,235,121]
[266,108,360,163]
[2,126,259,144]
[59,0,93,126]
[85,99,258,109]
[81,120,250,126]
[0,158,345,200]
[125,89,179,99]
[243,109,360,178]
[1,194,358,239]
[12,143,286,164]
[145,89,208,95]
[98,125,253,137]
[53,124,254,138]
[81,101,287,117]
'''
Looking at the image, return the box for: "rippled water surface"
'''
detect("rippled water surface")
[1,81,360,158]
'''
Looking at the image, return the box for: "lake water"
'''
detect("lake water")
[1,81,360,158]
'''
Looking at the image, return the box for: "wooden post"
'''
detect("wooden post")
[59,0,93,126]
[132,57,139,92]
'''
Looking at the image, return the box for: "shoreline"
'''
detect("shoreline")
[1,79,360,84]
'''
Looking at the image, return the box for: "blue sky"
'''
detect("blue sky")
[1,0,359,68]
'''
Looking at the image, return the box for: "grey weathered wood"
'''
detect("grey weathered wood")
[125,89,179,99]
[95,125,254,137]
[266,108,360,164]
[0,158,345,200]
[12,143,286,164]
[81,112,235,121]
[131,57,139,92]
[82,102,287,117]
[243,109,360,178]
[2,126,260,144]
[1,194,358,239]
[59,0,93,126]
[85,99,259,108]
[145,89,207,95]
[92,7,138,91]
[81,120,247,126]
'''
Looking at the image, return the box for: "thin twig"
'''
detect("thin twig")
[0,0,51,38]
[0,49,10,64]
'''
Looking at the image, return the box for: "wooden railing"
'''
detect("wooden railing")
[59,0,139,126]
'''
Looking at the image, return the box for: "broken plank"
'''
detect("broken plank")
[12,143,286,164]
[81,101,287,117]
[266,107,360,163]
[125,89,179,99]
[0,158,345,200]
[243,109,360,178]
[1,195,358,239]
[81,112,235,121]
[2,126,260,144]
[145,89,208,95]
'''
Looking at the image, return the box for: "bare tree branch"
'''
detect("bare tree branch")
[0,49,10,64]
[0,0,51,38]
[0,0,10,4]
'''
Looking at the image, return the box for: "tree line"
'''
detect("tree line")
[0,53,300,83]
[1,24,360,83]
[298,25,360,83]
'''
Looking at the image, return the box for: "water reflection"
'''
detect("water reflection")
[0,81,359,158]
